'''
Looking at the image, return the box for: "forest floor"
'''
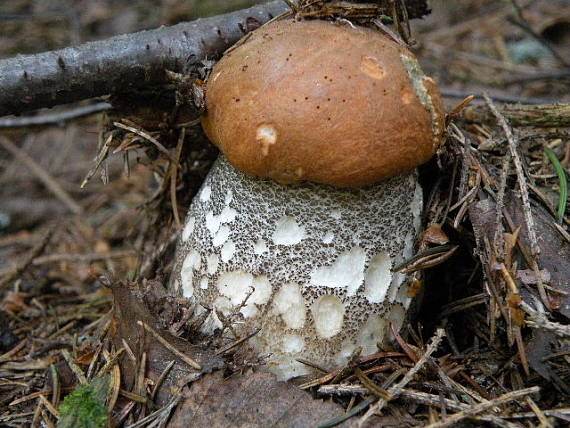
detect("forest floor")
[1,0,570,427]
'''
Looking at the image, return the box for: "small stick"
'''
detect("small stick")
[423,386,540,428]
[49,364,61,409]
[483,94,550,311]
[124,394,182,428]
[0,230,52,289]
[215,328,261,355]
[525,396,553,428]
[441,89,548,105]
[137,321,201,370]
[0,102,110,128]
[320,384,514,427]
[0,137,82,214]
[521,301,570,337]
[170,128,185,230]
[61,349,88,385]
[493,155,510,261]
[483,94,538,255]
[38,395,59,419]
[354,329,445,427]
[0,340,26,362]
[151,361,176,400]
[114,122,176,163]
[97,348,126,376]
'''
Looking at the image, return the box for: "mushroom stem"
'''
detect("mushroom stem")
[173,155,423,380]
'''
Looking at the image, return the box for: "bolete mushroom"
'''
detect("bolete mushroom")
[172,19,444,380]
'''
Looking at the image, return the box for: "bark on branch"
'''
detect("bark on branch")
[0,1,289,116]
[0,0,429,117]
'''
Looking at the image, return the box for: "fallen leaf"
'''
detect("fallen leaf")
[171,371,350,428]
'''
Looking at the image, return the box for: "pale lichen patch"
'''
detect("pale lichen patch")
[310,246,366,296]
[205,206,237,237]
[213,296,233,315]
[312,295,345,339]
[182,216,196,241]
[206,253,219,274]
[334,339,357,366]
[357,314,389,355]
[411,180,423,232]
[272,216,306,245]
[181,249,202,298]
[224,190,234,205]
[216,270,253,305]
[273,283,306,329]
[322,231,335,244]
[250,276,272,305]
[363,251,392,303]
[213,224,231,247]
[282,334,305,354]
[199,185,212,202]
[220,240,236,262]
[253,238,268,255]
[330,209,342,220]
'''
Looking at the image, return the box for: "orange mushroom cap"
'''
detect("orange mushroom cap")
[202,19,445,187]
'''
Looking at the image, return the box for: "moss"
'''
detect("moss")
[57,376,109,428]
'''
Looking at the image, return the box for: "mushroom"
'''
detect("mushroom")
[172,19,444,380]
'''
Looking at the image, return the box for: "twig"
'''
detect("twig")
[170,128,185,230]
[150,361,176,400]
[483,94,549,310]
[441,89,549,105]
[97,348,126,376]
[510,407,570,420]
[543,146,568,222]
[465,103,570,128]
[0,102,111,128]
[494,155,510,260]
[38,395,59,419]
[525,396,553,428]
[0,137,83,214]
[61,349,88,385]
[319,384,471,414]
[0,340,26,362]
[424,386,540,428]
[521,301,570,337]
[31,250,136,265]
[353,329,445,427]
[0,230,52,289]
[215,328,261,355]
[136,321,201,370]
[0,2,290,115]
[114,122,176,163]
[125,394,182,428]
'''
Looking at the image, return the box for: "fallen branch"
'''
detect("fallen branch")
[0,1,290,116]
[463,103,570,127]
[354,328,445,427]
[0,1,431,117]
[0,136,83,215]
[0,102,111,128]
[424,386,540,428]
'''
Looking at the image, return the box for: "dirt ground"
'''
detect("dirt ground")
[1,1,570,427]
